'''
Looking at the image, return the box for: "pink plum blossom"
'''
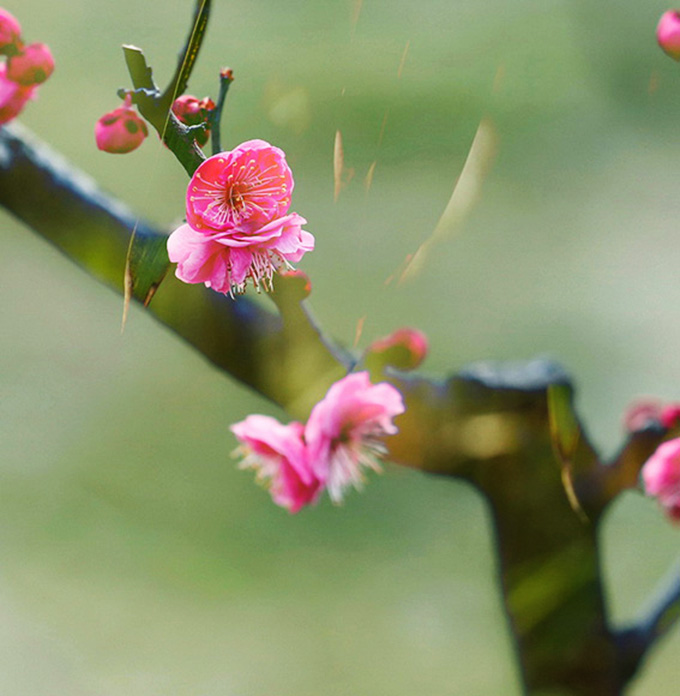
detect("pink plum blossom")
[167,212,313,295]
[7,42,54,85]
[95,95,148,154]
[168,140,313,295]
[231,415,323,513]
[657,10,680,61]
[0,8,21,54]
[0,62,35,124]
[305,372,405,503]
[186,140,293,232]
[642,438,680,522]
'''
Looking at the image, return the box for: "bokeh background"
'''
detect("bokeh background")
[2,0,680,693]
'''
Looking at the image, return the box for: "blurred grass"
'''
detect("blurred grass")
[2,0,680,693]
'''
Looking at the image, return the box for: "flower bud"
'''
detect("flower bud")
[642,438,680,522]
[661,404,680,429]
[657,10,680,61]
[6,42,54,85]
[0,8,21,55]
[0,63,35,124]
[367,327,429,371]
[171,94,215,147]
[95,97,148,154]
[622,399,662,432]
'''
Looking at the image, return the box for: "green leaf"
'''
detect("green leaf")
[122,229,170,329]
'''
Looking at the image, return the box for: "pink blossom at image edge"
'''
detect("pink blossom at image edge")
[658,10,680,60]
[642,437,680,521]
[231,372,405,511]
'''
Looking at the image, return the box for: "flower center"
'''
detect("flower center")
[190,157,289,230]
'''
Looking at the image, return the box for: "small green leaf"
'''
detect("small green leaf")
[122,228,170,330]
[547,383,579,464]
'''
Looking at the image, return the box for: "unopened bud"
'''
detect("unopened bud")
[6,42,54,85]
[0,63,35,124]
[657,10,680,61]
[661,404,680,429]
[0,8,21,55]
[623,399,662,432]
[95,96,148,154]
[172,94,215,147]
[367,327,428,371]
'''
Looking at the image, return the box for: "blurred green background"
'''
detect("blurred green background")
[2,0,680,693]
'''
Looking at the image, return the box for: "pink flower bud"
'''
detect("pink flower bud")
[661,404,680,429]
[642,438,680,522]
[622,399,662,432]
[171,94,215,147]
[6,42,54,86]
[0,8,21,54]
[367,328,429,371]
[657,10,680,61]
[0,63,35,124]
[95,97,148,154]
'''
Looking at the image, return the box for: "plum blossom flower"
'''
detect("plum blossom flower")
[642,438,680,522]
[231,415,323,513]
[6,42,54,85]
[168,212,313,294]
[186,140,293,232]
[305,372,405,503]
[95,94,148,154]
[231,373,405,510]
[168,140,313,295]
[0,62,35,124]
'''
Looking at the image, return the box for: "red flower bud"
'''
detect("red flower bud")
[6,42,54,86]
[657,10,680,61]
[368,328,429,371]
[0,63,35,124]
[95,97,148,154]
[171,94,215,147]
[0,8,21,55]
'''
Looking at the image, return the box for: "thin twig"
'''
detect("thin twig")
[210,68,234,154]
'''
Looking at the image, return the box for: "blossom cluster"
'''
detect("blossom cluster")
[231,372,405,512]
[0,7,54,125]
[167,139,314,295]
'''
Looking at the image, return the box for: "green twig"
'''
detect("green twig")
[210,68,234,154]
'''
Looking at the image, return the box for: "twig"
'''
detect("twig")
[210,68,234,154]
